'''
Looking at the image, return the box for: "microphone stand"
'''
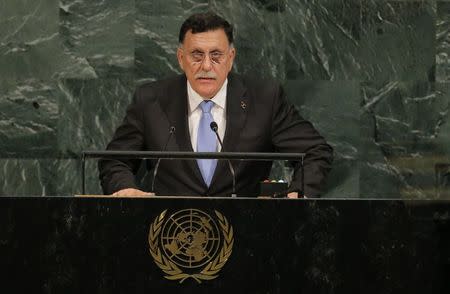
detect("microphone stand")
[151,126,175,193]
[210,122,237,197]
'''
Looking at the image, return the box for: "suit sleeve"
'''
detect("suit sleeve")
[98,90,145,194]
[271,84,333,197]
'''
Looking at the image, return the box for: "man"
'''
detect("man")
[99,12,333,198]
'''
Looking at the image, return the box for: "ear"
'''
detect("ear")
[228,47,236,71]
[177,47,184,71]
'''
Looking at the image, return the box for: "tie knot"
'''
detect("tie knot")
[200,100,214,113]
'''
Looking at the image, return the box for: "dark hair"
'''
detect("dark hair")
[179,12,233,45]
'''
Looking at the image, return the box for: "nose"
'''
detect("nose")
[201,54,213,71]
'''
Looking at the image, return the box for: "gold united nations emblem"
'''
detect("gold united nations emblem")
[148,209,234,283]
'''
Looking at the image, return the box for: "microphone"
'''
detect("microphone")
[151,126,176,193]
[210,122,237,197]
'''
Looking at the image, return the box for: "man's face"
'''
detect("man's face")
[177,29,235,99]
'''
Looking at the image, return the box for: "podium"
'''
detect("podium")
[0,197,449,293]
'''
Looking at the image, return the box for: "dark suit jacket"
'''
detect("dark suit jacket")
[99,74,333,197]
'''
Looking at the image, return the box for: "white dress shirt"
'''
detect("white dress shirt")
[187,79,227,152]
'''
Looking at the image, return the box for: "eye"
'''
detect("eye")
[191,51,204,61]
[210,52,223,59]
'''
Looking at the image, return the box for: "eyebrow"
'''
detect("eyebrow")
[189,48,224,53]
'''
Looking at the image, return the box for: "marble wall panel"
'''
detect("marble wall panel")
[56,77,135,157]
[0,79,59,157]
[361,81,450,198]
[59,0,134,78]
[134,15,183,82]
[282,0,361,80]
[0,159,101,196]
[55,159,102,195]
[0,159,58,195]
[284,80,361,197]
[138,0,209,17]
[436,1,450,81]
[360,1,435,85]
[0,0,59,87]
[0,0,96,88]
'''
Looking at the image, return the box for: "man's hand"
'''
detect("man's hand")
[287,192,298,198]
[287,192,309,199]
[112,188,154,197]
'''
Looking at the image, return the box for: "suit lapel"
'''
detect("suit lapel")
[209,74,248,190]
[159,75,205,186]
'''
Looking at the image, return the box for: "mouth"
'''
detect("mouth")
[197,77,216,81]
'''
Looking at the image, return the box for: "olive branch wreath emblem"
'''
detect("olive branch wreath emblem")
[148,209,234,283]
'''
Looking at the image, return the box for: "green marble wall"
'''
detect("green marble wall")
[0,0,449,198]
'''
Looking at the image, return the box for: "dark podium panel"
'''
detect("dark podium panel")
[0,197,449,294]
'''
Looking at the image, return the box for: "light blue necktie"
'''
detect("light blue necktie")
[197,100,217,186]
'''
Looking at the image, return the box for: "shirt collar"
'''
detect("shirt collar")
[187,78,228,113]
